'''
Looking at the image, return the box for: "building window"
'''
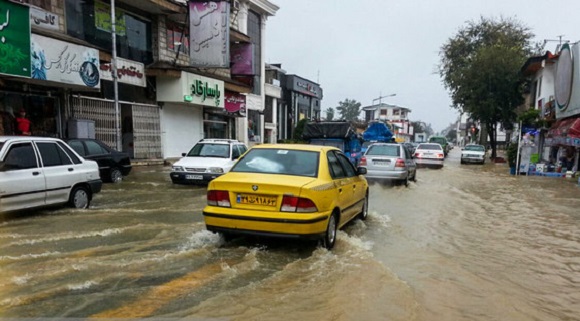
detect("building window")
[248,110,261,142]
[166,23,189,54]
[24,0,51,10]
[380,109,387,116]
[65,0,153,64]
[393,110,400,116]
[247,10,262,95]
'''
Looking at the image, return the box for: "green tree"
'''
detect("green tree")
[292,118,309,141]
[336,98,362,121]
[439,16,534,158]
[325,107,335,121]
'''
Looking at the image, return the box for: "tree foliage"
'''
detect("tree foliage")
[336,98,362,121]
[411,121,434,137]
[325,107,335,121]
[439,16,534,157]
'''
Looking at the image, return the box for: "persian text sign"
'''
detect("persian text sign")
[225,90,246,114]
[31,34,100,88]
[189,1,230,67]
[184,73,224,108]
[0,0,31,77]
[30,7,59,31]
[100,57,145,87]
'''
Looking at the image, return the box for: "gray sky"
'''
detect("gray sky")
[265,0,580,133]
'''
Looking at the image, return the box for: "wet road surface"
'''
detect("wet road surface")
[1,148,579,320]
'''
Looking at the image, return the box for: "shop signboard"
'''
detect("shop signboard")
[94,0,126,36]
[230,43,254,75]
[100,57,145,87]
[30,6,59,31]
[555,43,580,118]
[225,90,246,116]
[30,34,100,88]
[156,71,224,108]
[189,1,230,68]
[0,0,31,78]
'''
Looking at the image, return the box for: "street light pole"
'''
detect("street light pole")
[110,0,121,151]
[372,93,396,105]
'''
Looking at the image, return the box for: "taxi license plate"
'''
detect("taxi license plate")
[186,175,203,180]
[237,194,277,206]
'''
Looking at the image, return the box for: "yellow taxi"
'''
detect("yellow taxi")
[202,144,369,249]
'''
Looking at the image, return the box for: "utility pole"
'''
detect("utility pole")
[110,0,121,151]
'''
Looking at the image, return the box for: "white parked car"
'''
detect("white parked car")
[414,143,445,169]
[170,139,248,185]
[460,144,486,164]
[0,136,102,214]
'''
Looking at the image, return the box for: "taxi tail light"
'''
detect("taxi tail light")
[359,156,367,166]
[395,158,405,168]
[414,153,421,158]
[207,190,231,207]
[281,196,318,213]
[437,153,444,158]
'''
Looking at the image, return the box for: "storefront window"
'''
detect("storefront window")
[23,0,51,10]
[167,23,189,54]
[248,110,261,142]
[0,92,59,137]
[204,114,228,139]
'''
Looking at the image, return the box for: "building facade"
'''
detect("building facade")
[0,0,279,160]
[362,103,413,142]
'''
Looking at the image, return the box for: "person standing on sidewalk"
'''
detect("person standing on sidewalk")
[15,109,32,136]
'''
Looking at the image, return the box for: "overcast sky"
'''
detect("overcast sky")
[265,0,580,133]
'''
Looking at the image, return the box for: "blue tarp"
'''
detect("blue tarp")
[363,122,393,142]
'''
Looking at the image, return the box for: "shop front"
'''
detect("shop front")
[0,2,101,139]
[157,71,227,158]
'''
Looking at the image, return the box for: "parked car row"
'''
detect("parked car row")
[0,136,132,214]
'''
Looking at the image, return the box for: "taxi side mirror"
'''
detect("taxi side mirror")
[357,167,367,175]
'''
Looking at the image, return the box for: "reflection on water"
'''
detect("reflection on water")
[0,152,579,320]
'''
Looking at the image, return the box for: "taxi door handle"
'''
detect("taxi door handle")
[68,168,74,172]
[338,188,342,193]
[32,171,40,176]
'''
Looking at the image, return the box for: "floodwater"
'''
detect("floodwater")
[0,148,579,320]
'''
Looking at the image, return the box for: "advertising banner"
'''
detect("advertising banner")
[100,57,146,87]
[189,1,230,67]
[31,34,100,88]
[230,43,254,75]
[0,0,31,78]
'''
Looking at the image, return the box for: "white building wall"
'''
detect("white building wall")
[160,103,204,158]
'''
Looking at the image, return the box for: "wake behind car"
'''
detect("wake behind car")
[414,143,445,169]
[66,138,132,183]
[170,139,248,185]
[202,144,369,249]
[460,144,486,164]
[0,136,102,214]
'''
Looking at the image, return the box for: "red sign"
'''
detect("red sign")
[225,91,246,115]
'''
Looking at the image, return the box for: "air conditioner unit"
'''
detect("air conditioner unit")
[232,0,240,10]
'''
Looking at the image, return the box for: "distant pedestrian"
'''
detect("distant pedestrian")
[15,109,32,136]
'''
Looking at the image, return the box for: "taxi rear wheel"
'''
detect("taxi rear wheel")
[323,212,338,250]
[358,193,369,220]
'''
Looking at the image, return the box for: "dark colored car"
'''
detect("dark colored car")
[66,138,132,183]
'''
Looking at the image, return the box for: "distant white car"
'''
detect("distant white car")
[460,144,486,164]
[414,143,445,169]
[0,136,102,213]
[170,139,248,185]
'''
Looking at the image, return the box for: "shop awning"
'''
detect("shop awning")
[545,116,580,146]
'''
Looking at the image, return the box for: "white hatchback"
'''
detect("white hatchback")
[0,136,102,214]
[170,139,248,185]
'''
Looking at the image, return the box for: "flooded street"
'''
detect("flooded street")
[1,148,579,320]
